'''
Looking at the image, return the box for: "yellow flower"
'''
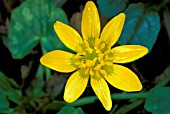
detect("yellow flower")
[40,1,148,111]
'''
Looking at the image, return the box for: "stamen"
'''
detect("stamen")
[99,69,107,75]
[104,55,109,60]
[86,60,92,67]
[98,54,104,62]
[85,68,89,74]
[77,45,84,53]
[104,49,110,55]
[105,61,112,66]
[94,38,100,48]
[86,48,93,54]
[99,43,105,50]
[90,68,94,76]
[95,71,100,78]
[79,62,86,68]
[92,58,97,66]
[84,40,90,48]
[96,49,101,53]
[100,61,105,66]
[94,64,102,70]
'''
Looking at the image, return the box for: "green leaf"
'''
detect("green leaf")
[57,106,84,114]
[0,72,22,104]
[97,0,127,18]
[8,0,68,59]
[0,90,9,109]
[0,108,14,113]
[118,3,160,52]
[44,101,66,113]
[145,87,170,114]
[0,78,18,114]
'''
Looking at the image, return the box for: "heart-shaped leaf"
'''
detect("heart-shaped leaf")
[8,0,68,59]
[118,3,160,52]
[97,0,128,18]
[145,87,170,114]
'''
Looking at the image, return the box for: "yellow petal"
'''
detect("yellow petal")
[81,1,100,40]
[64,69,89,102]
[90,77,112,111]
[54,21,83,52]
[100,13,125,47]
[40,50,76,72]
[111,45,148,63]
[104,64,142,92]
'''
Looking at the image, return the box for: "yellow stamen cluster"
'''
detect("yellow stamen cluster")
[73,38,114,77]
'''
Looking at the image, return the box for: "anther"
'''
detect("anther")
[79,62,86,68]
[95,71,100,77]
[92,58,97,66]
[86,60,92,67]
[94,38,100,48]
[99,69,107,75]
[77,45,84,53]
[85,68,89,74]
[98,54,104,62]
[100,61,105,66]
[104,49,110,55]
[99,43,105,50]
[94,64,102,70]
[96,49,101,53]
[105,62,112,66]
[86,48,93,54]
[104,55,109,60]
[90,68,94,76]
[84,40,90,48]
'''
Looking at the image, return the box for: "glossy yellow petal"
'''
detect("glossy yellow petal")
[100,13,125,47]
[104,64,142,92]
[64,69,89,102]
[111,45,148,63]
[90,77,112,111]
[40,50,76,72]
[54,21,83,52]
[81,1,100,40]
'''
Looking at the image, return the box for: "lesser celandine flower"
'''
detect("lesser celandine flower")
[40,1,148,111]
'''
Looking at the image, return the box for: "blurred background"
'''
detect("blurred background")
[0,0,170,114]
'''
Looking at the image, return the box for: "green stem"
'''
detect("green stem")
[156,0,170,11]
[111,92,148,99]
[67,92,148,106]
[67,96,97,106]
[41,47,51,81]
[114,99,144,114]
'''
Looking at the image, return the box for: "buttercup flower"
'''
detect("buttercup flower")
[40,1,148,111]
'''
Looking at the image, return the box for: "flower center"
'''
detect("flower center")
[73,38,114,77]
